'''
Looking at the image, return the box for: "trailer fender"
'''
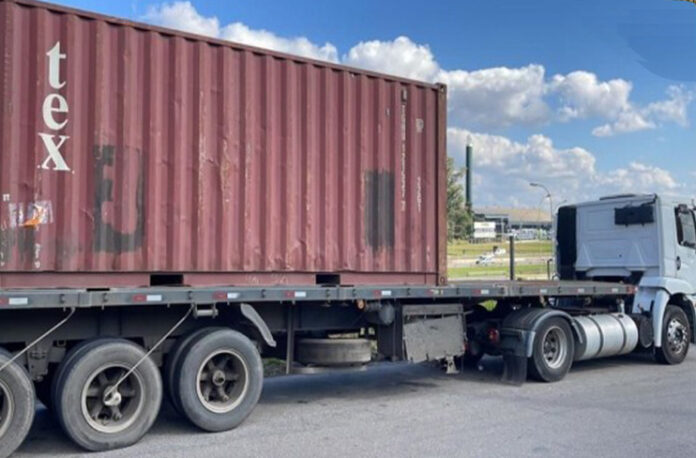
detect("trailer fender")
[499,308,577,385]
[240,303,277,348]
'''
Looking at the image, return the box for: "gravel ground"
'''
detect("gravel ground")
[16,351,696,458]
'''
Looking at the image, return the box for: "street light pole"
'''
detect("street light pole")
[530,182,554,233]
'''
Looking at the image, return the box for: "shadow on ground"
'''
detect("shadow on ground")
[17,352,663,456]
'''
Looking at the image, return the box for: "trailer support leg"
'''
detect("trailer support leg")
[285,306,295,375]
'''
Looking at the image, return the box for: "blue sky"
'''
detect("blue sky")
[52,0,696,207]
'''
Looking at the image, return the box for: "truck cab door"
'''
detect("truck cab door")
[674,205,696,292]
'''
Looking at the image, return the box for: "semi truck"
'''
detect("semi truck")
[0,1,694,455]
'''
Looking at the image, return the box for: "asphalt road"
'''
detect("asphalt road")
[16,351,696,458]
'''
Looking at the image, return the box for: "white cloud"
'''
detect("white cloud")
[644,85,693,127]
[343,38,550,127]
[549,73,693,137]
[550,71,632,121]
[592,111,655,137]
[343,36,439,81]
[143,1,220,37]
[143,1,338,62]
[589,85,692,137]
[220,23,338,62]
[439,65,550,128]
[448,127,680,206]
[602,162,678,191]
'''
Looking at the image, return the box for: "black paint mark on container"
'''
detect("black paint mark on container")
[93,145,145,254]
[365,171,395,250]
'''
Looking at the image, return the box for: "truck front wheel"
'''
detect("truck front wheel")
[528,318,575,383]
[172,329,263,432]
[655,306,690,365]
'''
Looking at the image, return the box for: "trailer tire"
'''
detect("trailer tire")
[655,306,690,365]
[164,327,223,414]
[528,318,575,383]
[173,329,263,432]
[0,349,35,458]
[54,339,162,451]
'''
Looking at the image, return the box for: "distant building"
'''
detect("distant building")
[474,207,553,239]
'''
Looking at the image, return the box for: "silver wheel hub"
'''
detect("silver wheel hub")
[103,387,122,407]
[542,326,568,370]
[212,370,226,386]
[196,349,249,414]
[0,379,13,439]
[667,318,688,355]
[81,364,144,433]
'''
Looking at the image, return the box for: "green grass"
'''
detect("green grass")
[263,358,286,377]
[447,240,553,257]
[448,263,550,279]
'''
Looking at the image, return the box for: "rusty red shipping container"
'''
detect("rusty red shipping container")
[0,0,447,288]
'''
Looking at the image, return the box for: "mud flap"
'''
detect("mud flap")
[502,354,528,385]
[499,325,534,385]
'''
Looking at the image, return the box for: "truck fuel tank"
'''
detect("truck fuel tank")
[573,313,639,361]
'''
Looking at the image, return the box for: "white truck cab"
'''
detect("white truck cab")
[557,194,696,363]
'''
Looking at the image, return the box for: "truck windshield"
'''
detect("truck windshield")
[676,208,696,248]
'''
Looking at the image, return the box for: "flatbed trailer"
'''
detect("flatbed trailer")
[0,277,640,455]
[0,280,635,310]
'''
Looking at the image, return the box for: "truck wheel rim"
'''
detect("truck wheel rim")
[196,349,249,414]
[542,326,567,370]
[80,364,145,434]
[667,318,688,355]
[0,379,14,439]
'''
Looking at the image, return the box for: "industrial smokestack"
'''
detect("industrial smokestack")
[465,137,473,212]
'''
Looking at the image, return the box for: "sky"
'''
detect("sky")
[52,0,696,208]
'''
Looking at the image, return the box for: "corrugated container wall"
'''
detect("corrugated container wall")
[0,0,447,288]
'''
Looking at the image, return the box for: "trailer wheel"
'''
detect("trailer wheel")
[173,329,263,432]
[0,349,35,458]
[655,306,690,365]
[528,318,575,383]
[51,338,120,414]
[54,339,162,451]
[164,327,222,413]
